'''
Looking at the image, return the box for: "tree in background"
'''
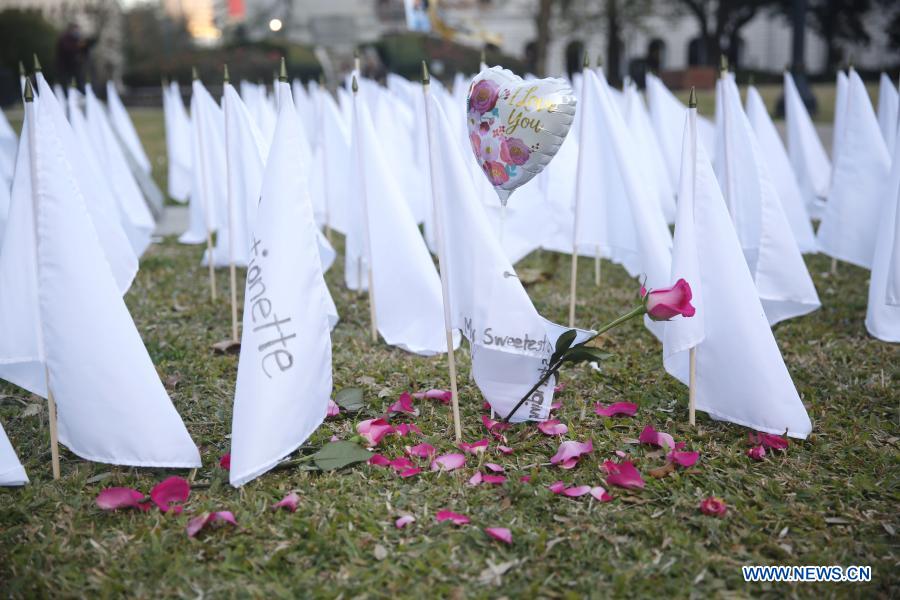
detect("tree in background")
[774,0,873,73]
[672,0,777,67]
[0,9,57,104]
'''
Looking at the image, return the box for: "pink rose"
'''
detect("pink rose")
[469,132,481,159]
[699,496,727,517]
[482,161,509,186]
[469,79,500,114]
[643,278,696,321]
[500,137,530,166]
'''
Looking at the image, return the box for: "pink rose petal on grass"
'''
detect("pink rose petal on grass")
[96,488,148,511]
[519,475,531,483]
[496,445,514,455]
[468,472,483,486]
[481,414,511,436]
[412,389,452,404]
[388,392,417,415]
[747,446,766,461]
[590,486,613,502]
[603,461,645,490]
[550,440,593,468]
[548,482,590,497]
[406,443,436,459]
[700,496,728,516]
[389,457,416,472]
[186,511,237,538]
[431,453,466,471]
[394,423,423,437]
[435,510,470,525]
[357,418,395,446]
[485,527,512,544]
[150,476,190,514]
[668,450,700,468]
[326,399,340,417]
[554,383,566,393]
[482,474,506,484]
[549,401,563,412]
[368,454,391,467]
[218,453,231,470]
[537,419,568,436]
[615,450,627,458]
[752,432,789,451]
[484,463,504,473]
[594,402,638,418]
[459,439,490,454]
[272,492,299,512]
[395,515,416,529]
[638,425,675,450]
[399,467,421,478]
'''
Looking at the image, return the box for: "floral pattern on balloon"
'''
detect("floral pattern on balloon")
[466,67,576,205]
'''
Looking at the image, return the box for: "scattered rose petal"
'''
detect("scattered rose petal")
[482,401,491,411]
[431,453,466,471]
[96,487,148,511]
[482,474,506,484]
[218,453,231,470]
[272,492,299,512]
[412,389,452,404]
[615,450,627,458]
[388,392,417,415]
[537,419,568,436]
[435,510,470,525]
[399,467,421,478]
[357,418,395,446]
[638,425,675,450]
[590,486,613,502]
[186,511,237,538]
[603,461,646,490]
[326,399,340,417]
[389,457,416,472]
[548,481,591,497]
[468,472,483,486]
[406,443,436,458]
[395,515,416,529]
[485,527,512,544]
[752,432,789,451]
[548,481,567,494]
[394,423,423,437]
[554,383,566,393]
[368,454,391,467]
[150,476,190,514]
[550,440,593,468]
[329,435,340,442]
[496,445,514,455]
[668,450,700,468]
[594,402,638,417]
[700,496,728,516]
[519,475,531,483]
[484,463,504,473]
[459,439,490,454]
[549,401,563,411]
[481,414,511,437]
[747,445,766,461]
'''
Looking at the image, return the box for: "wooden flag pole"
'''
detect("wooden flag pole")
[24,78,61,479]
[422,61,462,442]
[568,51,591,328]
[688,87,698,427]
[351,75,378,342]
[193,67,217,302]
[223,65,239,341]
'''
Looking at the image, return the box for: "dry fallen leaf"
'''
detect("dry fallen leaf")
[211,339,241,355]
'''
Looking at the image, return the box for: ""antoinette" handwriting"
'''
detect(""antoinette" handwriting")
[246,236,295,378]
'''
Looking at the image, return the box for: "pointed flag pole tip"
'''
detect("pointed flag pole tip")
[421,60,430,85]
[688,86,697,108]
[596,55,603,68]
[18,61,25,77]
[318,72,325,86]
[24,77,34,102]
[69,77,77,89]
[719,54,728,75]
[223,64,230,84]
[582,51,590,69]
[351,74,358,94]
[279,57,287,82]
[192,66,199,81]
[33,53,42,72]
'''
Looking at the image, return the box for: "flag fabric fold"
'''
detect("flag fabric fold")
[162,81,192,202]
[664,104,812,439]
[106,81,152,174]
[229,82,334,486]
[876,72,897,154]
[0,420,27,486]
[784,72,831,218]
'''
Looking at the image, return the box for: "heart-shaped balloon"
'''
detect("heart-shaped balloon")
[466,67,576,206]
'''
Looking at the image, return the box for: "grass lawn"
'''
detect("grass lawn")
[0,103,897,598]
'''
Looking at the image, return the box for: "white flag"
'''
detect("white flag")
[818,69,891,269]
[229,82,334,487]
[67,85,151,261]
[714,75,820,325]
[106,81,152,174]
[784,72,831,217]
[0,420,27,486]
[0,89,200,467]
[664,104,812,439]
[831,71,849,166]
[346,84,455,355]
[291,79,317,147]
[876,72,898,155]
[865,117,900,341]
[745,85,817,253]
[424,88,591,422]
[180,79,226,244]
[0,106,16,183]
[37,76,138,292]
[162,81,192,203]
[83,83,155,256]
[308,88,351,234]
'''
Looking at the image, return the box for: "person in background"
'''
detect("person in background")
[56,23,97,89]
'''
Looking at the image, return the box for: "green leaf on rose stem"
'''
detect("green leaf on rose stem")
[334,387,365,412]
[550,329,578,366]
[562,345,612,364]
[311,441,373,471]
